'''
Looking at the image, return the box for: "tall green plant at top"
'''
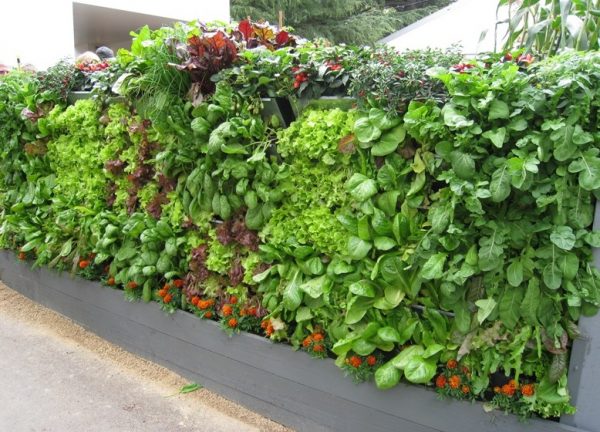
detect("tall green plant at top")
[498,0,600,56]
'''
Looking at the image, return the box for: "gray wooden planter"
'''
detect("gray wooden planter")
[0,249,595,432]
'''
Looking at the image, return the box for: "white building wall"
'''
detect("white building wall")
[0,0,230,70]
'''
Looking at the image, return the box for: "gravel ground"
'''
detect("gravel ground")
[0,282,291,432]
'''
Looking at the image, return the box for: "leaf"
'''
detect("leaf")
[499,286,523,329]
[345,296,373,324]
[421,253,447,280]
[282,270,303,311]
[354,117,381,143]
[347,236,372,260]
[384,284,406,307]
[179,383,202,394]
[543,263,562,290]
[375,361,401,390]
[450,151,475,179]
[377,326,402,343]
[488,100,510,120]
[352,338,376,356]
[404,356,437,384]
[391,345,425,369]
[507,260,523,287]
[549,352,567,384]
[520,279,540,326]
[483,127,506,148]
[295,306,313,322]
[490,165,511,202]
[584,231,600,247]
[299,275,331,299]
[346,173,378,201]
[558,253,579,280]
[550,226,576,250]
[374,236,396,251]
[369,108,399,130]
[568,153,600,191]
[349,280,376,297]
[442,105,473,128]
[475,298,497,324]
[372,126,405,156]
[422,343,444,358]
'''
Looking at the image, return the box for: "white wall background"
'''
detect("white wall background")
[0,0,230,70]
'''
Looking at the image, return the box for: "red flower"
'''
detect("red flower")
[173,279,184,288]
[126,281,138,290]
[78,260,90,269]
[222,304,233,317]
[228,318,238,328]
[521,384,535,397]
[461,385,470,394]
[163,293,172,303]
[229,296,238,305]
[312,333,324,342]
[302,336,313,347]
[191,296,200,306]
[517,53,534,66]
[446,359,458,369]
[158,289,167,298]
[348,355,362,368]
[107,277,115,286]
[312,344,324,353]
[449,375,461,389]
[367,355,377,366]
[436,375,447,389]
[204,311,213,319]
[501,384,515,397]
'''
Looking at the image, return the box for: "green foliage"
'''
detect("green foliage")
[231,0,452,45]
[498,0,600,56]
[2,21,600,421]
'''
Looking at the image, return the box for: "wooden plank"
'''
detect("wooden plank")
[0,251,590,432]
[561,201,600,432]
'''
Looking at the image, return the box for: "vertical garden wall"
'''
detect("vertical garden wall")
[1,19,600,431]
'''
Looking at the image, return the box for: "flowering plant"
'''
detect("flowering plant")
[435,359,476,401]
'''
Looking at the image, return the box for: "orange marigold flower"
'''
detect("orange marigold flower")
[204,311,213,319]
[163,294,172,303]
[349,356,362,368]
[447,359,458,369]
[461,385,470,394]
[508,379,518,389]
[266,324,274,336]
[199,300,211,310]
[158,289,167,298]
[312,344,324,353]
[261,320,269,329]
[163,283,170,291]
[18,252,26,261]
[449,375,461,389]
[493,386,501,394]
[312,333,324,341]
[173,279,184,288]
[367,355,377,366]
[501,384,515,397]
[435,375,447,389]
[228,318,238,328]
[240,308,247,317]
[222,304,233,317]
[247,306,257,316]
[521,384,535,397]
[302,336,312,348]
[107,277,115,286]
[78,260,90,269]
[229,296,238,304]
[126,281,138,289]
[191,296,200,306]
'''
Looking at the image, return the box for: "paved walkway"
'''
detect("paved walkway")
[0,283,289,432]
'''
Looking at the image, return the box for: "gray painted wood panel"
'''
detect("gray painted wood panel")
[0,251,591,432]
[561,201,600,432]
